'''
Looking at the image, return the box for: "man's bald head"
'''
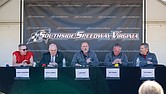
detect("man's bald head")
[81,42,89,53]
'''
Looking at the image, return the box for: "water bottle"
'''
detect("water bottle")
[136,57,140,67]
[33,62,36,67]
[62,58,66,67]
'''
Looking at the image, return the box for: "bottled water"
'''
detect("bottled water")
[33,62,36,67]
[136,58,140,67]
[62,58,66,67]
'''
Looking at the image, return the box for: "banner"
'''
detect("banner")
[22,0,144,63]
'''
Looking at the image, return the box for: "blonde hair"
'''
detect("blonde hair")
[139,80,164,94]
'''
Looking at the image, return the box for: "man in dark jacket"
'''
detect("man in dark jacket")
[40,43,63,67]
[133,43,158,67]
[104,43,128,67]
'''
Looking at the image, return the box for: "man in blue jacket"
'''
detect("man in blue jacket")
[71,42,99,67]
[133,43,158,67]
[104,43,128,67]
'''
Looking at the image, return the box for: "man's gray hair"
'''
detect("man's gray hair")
[140,43,149,49]
[49,43,57,50]
[139,80,164,94]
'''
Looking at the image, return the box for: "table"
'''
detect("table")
[0,67,166,94]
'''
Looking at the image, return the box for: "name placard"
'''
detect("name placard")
[15,68,30,80]
[44,68,58,80]
[75,68,90,80]
[106,68,120,79]
[141,68,155,80]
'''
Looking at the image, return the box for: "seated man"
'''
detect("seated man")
[104,43,128,67]
[12,44,34,67]
[40,43,63,67]
[71,42,99,67]
[133,43,158,67]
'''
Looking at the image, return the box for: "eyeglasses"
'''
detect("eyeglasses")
[22,48,28,51]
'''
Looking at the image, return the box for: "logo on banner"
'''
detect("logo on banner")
[27,29,139,44]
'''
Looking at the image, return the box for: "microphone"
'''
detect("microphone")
[42,64,46,67]
[6,64,9,67]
